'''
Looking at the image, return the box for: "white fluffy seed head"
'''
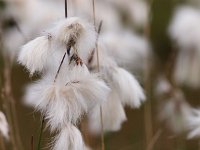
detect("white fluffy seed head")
[18,35,52,75]
[185,109,200,139]
[0,111,9,140]
[24,64,110,131]
[49,17,97,63]
[159,92,192,134]
[88,91,127,134]
[52,125,85,150]
[169,6,200,48]
[105,67,146,108]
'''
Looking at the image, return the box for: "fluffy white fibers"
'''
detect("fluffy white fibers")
[52,124,85,150]
[159,92,192,134]
[89,91,127,134]
[18,35,52,75]
[49,17,97,63]
[24,65,110,131]
[108,67,146,108]
[0,111,9,140]
[186,109,200,139]
[101,31,150,72]
[169,6,200,48]
[18,17,97,75]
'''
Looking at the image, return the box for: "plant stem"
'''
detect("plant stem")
[2,56,23,150]
[37,117,45,150]
[31,135,34,150]
[0,135,6,150]
[92,1,105,149]
[54,52,67,82]
[65,0,68,18]
[144,0,154,149]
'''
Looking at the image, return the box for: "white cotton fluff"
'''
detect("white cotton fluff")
[24,65,110,131]
[169,6,200,48]
[18,35,52,75]
[88,91,127,134]
[0,111,9,140]
[2,0,63,60]
[2,28,26,61]
[169,6,200,88]
[155,76,172,96]
[101,31,150,72]
[110,67,146,108]
[186,109,200,139]
[129,0,149,27]
[158,92,192,134]
[52,125,84,150]
[174,48,200,88]
[49,17,97,63]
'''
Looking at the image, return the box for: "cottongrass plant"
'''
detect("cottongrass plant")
[18,17,110,150]
[169,6,200,88]
[155,77,200,139]
[87,39,146,133]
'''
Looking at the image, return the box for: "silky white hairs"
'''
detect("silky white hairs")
[89,91,127,134]
[87,40,146,133]
[18,17,97,75]
[19,16,109,150]
[169,6,200,88]
[18,35,52,75]
[0,111,9,140]
[52,125,85,150]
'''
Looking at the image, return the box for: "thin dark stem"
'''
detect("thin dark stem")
[65,0,68,18]
[92,0,96,28]
[31,135,34,150]
[97,21,103,34]
[37,117,45,150]
[54,52,67,82]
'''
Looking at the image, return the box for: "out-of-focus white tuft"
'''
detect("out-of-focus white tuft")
[18,35,52,75]
[102,0,149,28]
[1,0,63,60]
[0,111,9,140]
[186,109,200,139]
[169,6,200,88]
[2,28,25,61]
[52,125,84,150]
[89,91,127,134]
[87,41,145,133]
[128,0,149,27]
[159,91,192,134]
[155,76,172,96]
[101,31,150,72]
[169,6,200,48]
